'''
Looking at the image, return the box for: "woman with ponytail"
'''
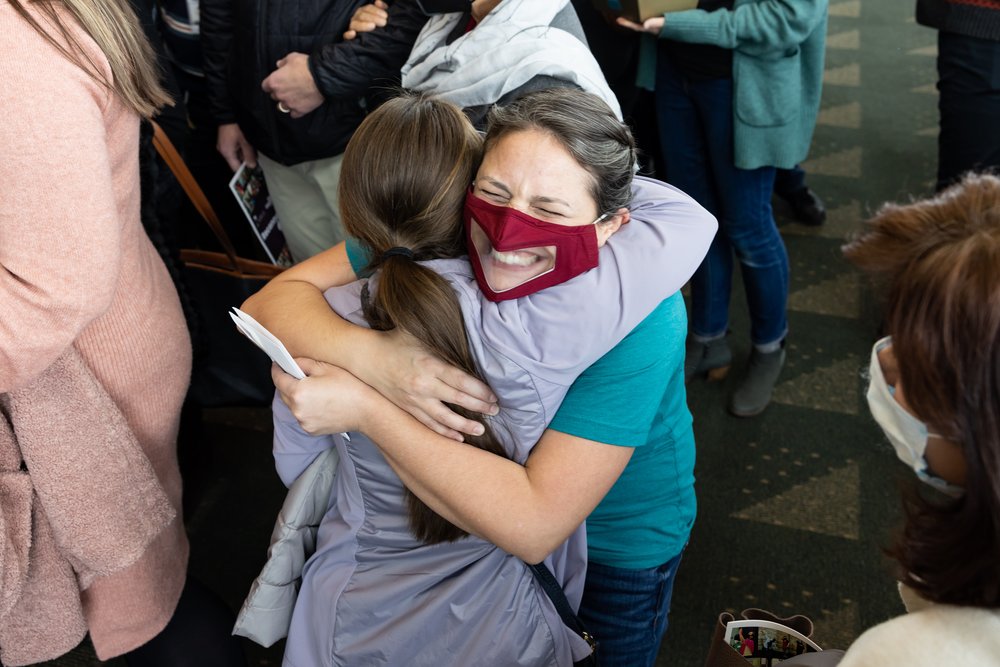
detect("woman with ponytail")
[0,2,243,665]
[259,88,716,667]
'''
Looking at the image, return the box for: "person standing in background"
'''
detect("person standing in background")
[835,174,1000,666]
[916,0,1000,191]
[574,0,828,226]
[619,0,827,417]
[199,0,426,261]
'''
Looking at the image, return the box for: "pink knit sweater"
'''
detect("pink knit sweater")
[0,3,192,660]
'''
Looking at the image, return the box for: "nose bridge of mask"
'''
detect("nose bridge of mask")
[486,206,543,251]
[472,193,595,249]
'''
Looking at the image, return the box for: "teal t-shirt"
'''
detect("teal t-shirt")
[347,240,696,568]
[345,238,372,277]
[549,291,696,569]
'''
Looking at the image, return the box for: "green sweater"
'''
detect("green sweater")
[640,0,828,170]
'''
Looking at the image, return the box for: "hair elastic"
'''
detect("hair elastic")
[383,246,415,261]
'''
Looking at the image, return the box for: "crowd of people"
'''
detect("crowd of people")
[1,0,998,666]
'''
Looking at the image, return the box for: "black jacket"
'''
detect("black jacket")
[200,0,427,166]
[916,0,1000,41]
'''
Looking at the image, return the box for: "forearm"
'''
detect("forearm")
[659,0,827,51]
[362,404,571,563]
[355,391,632,564]
[311,0,425,99]
[241,242,379,371]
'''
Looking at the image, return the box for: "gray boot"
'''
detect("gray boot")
[685,335,732,383]
[729,344,786,417]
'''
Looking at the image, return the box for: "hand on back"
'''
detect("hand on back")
[359,328,499,442]
[273,359,377,435]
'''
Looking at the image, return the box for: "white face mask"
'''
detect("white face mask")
[866,336,963,497]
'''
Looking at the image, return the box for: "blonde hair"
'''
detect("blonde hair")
[8,0,170,117]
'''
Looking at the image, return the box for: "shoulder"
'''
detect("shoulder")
[840,605,1000,667]
[583,294,686,378]
[0,3,111,111]
[550,2,585,39]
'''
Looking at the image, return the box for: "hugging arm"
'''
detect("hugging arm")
[242,243,498,439]
[273,363,633,563]
[309,1,426,101]
[249,176,716,433]
[275,295,676,562]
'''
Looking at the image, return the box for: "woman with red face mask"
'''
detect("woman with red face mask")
[245,88,716,666]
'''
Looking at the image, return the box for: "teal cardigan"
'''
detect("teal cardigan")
[639,0,828,170]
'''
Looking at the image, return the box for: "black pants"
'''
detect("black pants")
[123,577,246,667]
[936,30,1000,191]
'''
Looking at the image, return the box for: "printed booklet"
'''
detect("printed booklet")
[229,307,304,379]
[230,308,352,440]
[723,618,823,666]
[229,162,293,267]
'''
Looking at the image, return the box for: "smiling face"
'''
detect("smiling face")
[468,128,621,293]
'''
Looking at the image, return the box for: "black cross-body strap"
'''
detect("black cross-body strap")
[528,562,598,665]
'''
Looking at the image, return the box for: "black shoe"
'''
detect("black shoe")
[783,187,827,226]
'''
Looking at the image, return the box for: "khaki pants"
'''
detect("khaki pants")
[258,151,345,262]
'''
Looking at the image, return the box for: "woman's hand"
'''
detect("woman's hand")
[616,15,665,34]
[273,359,382,435]
[360,329,499,441]
[343,0,388,40]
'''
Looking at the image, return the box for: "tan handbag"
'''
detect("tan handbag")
[151,122,283,406]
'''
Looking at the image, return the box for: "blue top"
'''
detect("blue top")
[550,292,695,569]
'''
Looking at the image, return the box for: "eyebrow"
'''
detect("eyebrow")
[480,177,573,209]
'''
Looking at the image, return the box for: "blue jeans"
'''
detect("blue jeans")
[655,55,789,347]
[577,551,685,667]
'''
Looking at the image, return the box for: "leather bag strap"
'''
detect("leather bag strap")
[150,121,241,269]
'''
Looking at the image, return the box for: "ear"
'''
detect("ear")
[595,207,630,247]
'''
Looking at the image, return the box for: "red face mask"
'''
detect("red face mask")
[464,191,605,301]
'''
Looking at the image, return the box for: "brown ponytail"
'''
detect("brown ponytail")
[340,93,507,544]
